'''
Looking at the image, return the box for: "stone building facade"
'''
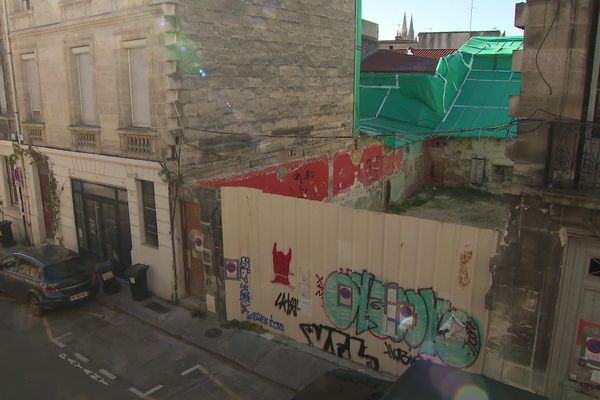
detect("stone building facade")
[0,0,365,307]
[482,1,600,399]
[0,0,177,299]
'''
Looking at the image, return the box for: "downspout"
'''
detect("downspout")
[353,0,362,136]
[2,0,30,243]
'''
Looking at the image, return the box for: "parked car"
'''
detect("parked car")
[0,244,99,316]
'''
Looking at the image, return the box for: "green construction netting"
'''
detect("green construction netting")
[360,36,523,148]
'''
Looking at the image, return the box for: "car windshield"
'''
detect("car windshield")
[44,257,88,281]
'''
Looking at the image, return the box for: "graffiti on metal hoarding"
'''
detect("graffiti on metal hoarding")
[383,342,422,366]
[323,269,482,368]
[459,248,473,288]
[246,312,284,331]
[272,242,293,287]
[239,256,251,314]
[274,292,301,317]
[315,274,324,306]
[299,323,379,370]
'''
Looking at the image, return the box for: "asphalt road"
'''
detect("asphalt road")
[0,293,294,400]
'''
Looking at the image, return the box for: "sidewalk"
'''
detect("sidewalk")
[96,284,395,392]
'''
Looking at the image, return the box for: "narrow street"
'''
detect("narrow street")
[0,294,294,400]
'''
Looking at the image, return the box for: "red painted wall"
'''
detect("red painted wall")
[197,145,404,201]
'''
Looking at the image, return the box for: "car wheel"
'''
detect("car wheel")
[28,294,44,317]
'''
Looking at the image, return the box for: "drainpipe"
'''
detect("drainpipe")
[353,0,362,136]
[2,0,30,243]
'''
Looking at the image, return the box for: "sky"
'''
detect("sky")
[362,0,523,40]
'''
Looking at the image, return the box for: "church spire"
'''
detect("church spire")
[400,12,407,39]
[408,15,414,40]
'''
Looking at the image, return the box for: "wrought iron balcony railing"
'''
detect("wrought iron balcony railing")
[547,121,600,194]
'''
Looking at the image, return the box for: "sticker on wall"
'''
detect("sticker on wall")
[224,259,239,280]
[194,234,204,253]
[271,242,293,287]
[300,270,309,299]
[584,337,600,363]
[337,284,353,307]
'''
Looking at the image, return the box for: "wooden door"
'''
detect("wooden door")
[183,201,205,298]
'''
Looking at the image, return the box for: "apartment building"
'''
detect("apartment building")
[0,0,361,307]
[482,1,600,399]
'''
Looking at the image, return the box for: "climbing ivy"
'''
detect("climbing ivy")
[11,144,63,239]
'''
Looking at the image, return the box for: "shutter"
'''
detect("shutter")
[78,53,96,124]
[26,60,41,119]
[129,47,150,127]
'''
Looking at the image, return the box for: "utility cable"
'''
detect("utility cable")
[535,0,560,95]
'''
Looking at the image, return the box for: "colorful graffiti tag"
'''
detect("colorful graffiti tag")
[299,323,379,370]
[383,342,422,366]
[239,256,251,314]
[272,242,292,287]
[323,269,482,368]
[247,312,285,331]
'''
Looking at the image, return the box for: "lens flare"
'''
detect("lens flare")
[454,385,489,400]
[262,2,277,18]
[158,18,165,28]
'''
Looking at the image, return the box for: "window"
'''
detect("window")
[3,156,18,206]
[589,258,600,277]
[20,0,30,11]
[125,41,150,127]
[0,63,8,115]
[141,180,158,247]
[1,256,17,271]
[72,46,96,125]
[492,165,514,184]
[16,261,34,276]
[21,54,42,123]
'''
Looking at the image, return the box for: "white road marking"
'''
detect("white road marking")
[74,353,89,363]
[129,385,163,398]
[58,353,109,386]
[180,365,201,376]
[51,332,72,348]
[99,369,117,380]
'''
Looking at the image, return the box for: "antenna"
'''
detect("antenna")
[469,0,475,32]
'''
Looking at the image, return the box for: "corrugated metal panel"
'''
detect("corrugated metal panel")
[222,187,498,377]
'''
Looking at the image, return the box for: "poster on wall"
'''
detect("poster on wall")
[584,337,600,364]
[224,259,239,280]
[194,234,204,253]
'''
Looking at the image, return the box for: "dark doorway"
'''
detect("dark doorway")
[72,180,132,275]
[182,201,205,298]
[38,165,53,239]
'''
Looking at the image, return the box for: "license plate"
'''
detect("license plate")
[69,291,88,301]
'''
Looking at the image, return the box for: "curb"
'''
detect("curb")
[96,298,300,394]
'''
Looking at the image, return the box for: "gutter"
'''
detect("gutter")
[353,0,362,136]
[2,0,30,243]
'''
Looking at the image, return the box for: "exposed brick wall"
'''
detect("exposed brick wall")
[175,0,356,180]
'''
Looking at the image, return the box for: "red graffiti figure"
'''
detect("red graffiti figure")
[272,242,292,287]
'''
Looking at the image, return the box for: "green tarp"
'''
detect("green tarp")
[360,36,523,148]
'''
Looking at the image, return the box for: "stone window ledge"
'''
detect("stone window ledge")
[117,127,157,137]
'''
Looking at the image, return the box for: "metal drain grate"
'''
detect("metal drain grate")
[145,301,171,314]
